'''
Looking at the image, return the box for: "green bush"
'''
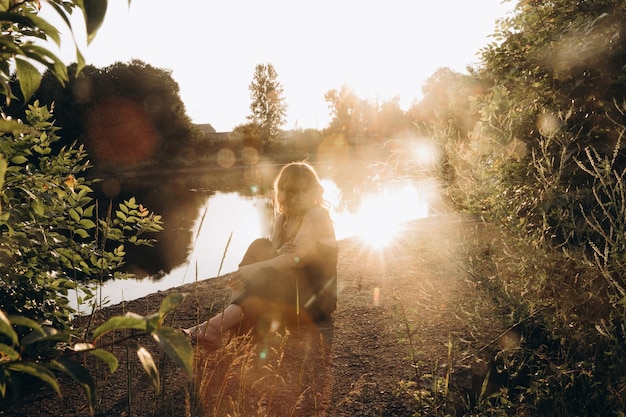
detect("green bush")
[0,103,163,330]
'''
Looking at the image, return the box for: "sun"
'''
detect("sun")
[325,179,431,250]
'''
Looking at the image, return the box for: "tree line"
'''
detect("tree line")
[3,58,450,173]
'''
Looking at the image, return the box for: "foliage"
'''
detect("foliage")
[325,84,413,143]
[416,0,626,415]
[324,85,371,142]
[0,292,192,416]
[477,0,625,155]
[0,2,196,415]
[0,101,163,328]
[3,59,203,171]
[247,63,287,141]
[408,67,482,141]
[0,0,107,104]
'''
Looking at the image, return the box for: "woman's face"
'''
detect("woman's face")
[285,178,317,214]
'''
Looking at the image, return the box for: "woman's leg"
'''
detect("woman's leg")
[239,238,277,267]
[184,239,276,345]
[184,304,244,347]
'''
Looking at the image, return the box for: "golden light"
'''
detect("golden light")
[411,139,440,168]
[325,179,431,250]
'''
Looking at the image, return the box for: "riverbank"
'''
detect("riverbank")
[1,212,510,416]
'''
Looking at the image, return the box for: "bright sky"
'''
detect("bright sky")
[43,0,515,132]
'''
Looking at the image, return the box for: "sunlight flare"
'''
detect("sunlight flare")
[412,139,440,168]
[327,180,431,249]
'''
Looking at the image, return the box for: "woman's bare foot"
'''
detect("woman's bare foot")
[183,322,221,350]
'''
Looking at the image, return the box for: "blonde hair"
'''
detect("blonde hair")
[273,162,324,215]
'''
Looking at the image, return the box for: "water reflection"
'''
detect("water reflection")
[329,179,436,249]
[73,161,445,309]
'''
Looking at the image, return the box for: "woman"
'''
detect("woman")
[185,162,338,348]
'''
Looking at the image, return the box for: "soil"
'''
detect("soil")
[0,212,511,417]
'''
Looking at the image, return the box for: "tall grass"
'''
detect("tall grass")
[428,115,626,415]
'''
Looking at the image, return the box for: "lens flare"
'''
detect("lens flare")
[85,97,159,168]
[329,180,431,250]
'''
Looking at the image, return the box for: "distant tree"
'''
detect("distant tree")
[324,85,370,142]
[231,122,262,147]
[247,63,287,141]
[372,96,412,139]
[325,85,411,142]
[3,60,203,171]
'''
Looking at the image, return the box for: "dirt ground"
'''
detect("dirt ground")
[0,212,511,417]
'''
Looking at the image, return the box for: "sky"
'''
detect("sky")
[42,0,516,132]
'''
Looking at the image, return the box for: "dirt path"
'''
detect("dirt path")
[329,213,508,416]
[0,213,509,417]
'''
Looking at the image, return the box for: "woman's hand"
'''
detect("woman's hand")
[229,263,258,290]
[278,241,298,254]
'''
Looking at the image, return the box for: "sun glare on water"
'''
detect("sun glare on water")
[325,180,432,250]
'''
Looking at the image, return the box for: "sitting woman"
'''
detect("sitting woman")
[184,161,338,348]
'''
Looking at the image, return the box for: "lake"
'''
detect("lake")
[72,153,447,311]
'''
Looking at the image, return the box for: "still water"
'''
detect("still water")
[72,159,446,310]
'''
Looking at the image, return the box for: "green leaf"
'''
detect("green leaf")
[8,362,60,396]
[74,228,90,239]
[75,45,86,76]
[0,343,19,360]
[79,219,96,229]
[69,208,81,222]
[152,327,193,377]
[31,199,44,217]
[82,0,108,44]
[28,14,62,47]
[145,313,160,333]
[136,346,159,393]
[0,119,26,134]
[92,312,147,340]
[83,204,95,217]
[89,348,118,373]
[15,58,42,103]
[7,314,42,334]
[21,327,69,347]
[0,155,6,190]
[0,311,17,346]
[10,155,27,165]
[51,358,96,415]
[115,210,127,221]
[158,293,186,319]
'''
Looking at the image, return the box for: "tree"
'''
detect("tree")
[3,60,203,171]
[466,0,626,246]
[324,85,370,142]
[325,85,411,142]
[408,67,483,140]
[476,0,626,156]
[247,63,287,141]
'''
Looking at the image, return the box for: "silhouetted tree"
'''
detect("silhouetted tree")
[247,63,287,142]
[324,85,369,143]
[325,85,411,142]
[2,60,202,171]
